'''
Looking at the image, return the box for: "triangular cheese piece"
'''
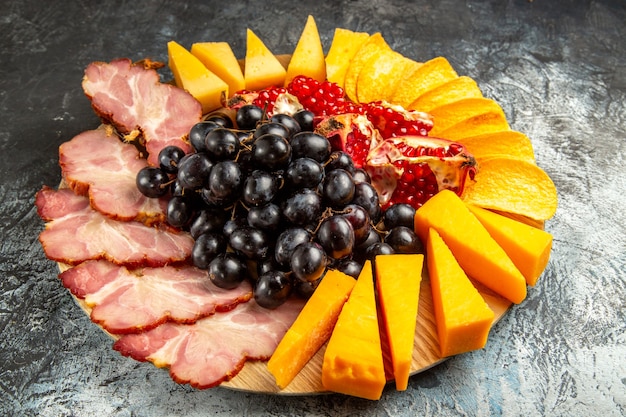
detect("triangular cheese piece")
[268,269,356,389]
[284,15,326,85]
[167,40,229,113]
[375,254,424,391]
[467,205,553,285]
[322,261,386,400]
[414,190,527,304]
[191,42,245,97]
[244,29,286,90]
[426,228,495,357]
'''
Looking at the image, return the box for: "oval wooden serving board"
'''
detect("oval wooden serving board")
[58,260,512,395]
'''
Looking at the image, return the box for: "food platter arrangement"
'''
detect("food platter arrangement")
[36,15,557,399]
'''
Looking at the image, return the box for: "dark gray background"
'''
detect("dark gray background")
[1,0,625,416]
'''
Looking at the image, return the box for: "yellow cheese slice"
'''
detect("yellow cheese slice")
[191,42,245,97]
[167,40,229,114]
[244,29,287,91]
[284,15,326,85]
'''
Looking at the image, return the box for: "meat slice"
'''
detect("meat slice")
[59,127,168,225]
[113,297,306,389]
[36,187,193,267]
[82,58,201,166]
[59,260,253,334]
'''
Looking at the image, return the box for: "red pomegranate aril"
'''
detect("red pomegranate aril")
[365,135,477,209]
[314,113,382,168]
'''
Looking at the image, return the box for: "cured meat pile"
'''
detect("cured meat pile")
[36,59,305,389]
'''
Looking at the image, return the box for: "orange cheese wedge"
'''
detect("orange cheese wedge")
[408,75,483,113]
[414,190,527,304]
[284,15,326,85]
[389,56,458,108]
[325,28,370,88]
[267,269,356,389]
[244,28,287,90]
[322,261,386,400]
[167,40,229,114]
[375,254,424,391]
[190,42,245,97]
[426,228,495,357]
[467,205,553,286]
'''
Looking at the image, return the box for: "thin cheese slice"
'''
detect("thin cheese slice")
[467,205,553,286]
[322,261,386,400]
[375,254,424,391]
[427,228,495,357]
[267,269,356,389]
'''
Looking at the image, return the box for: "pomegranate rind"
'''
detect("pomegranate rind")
[365,136,476,208]
[315,113,383,168]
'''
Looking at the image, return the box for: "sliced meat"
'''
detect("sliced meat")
[113,297,306,389]
[59,260,253,334]
[36,187,193,267]
[59,127,168,225]
[82,58,201,166]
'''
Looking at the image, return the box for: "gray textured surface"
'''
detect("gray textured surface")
[1,0,625,416]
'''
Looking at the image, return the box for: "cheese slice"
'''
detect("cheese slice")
[191,42,245,97]
[414,189,527,304]
[426,228,495,357]
[375,254,424,391]
[322,260,386,400]
[467,205,553,286]
[267,269,356,389]
[167,40,228,113]
[244,29,286,90]
[284,15,326,85]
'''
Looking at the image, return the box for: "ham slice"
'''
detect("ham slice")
[59,260,253,334]
[59,127,168,225]
[113,297,305,389]
[82,58,201,166]
[36,187,193,267]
